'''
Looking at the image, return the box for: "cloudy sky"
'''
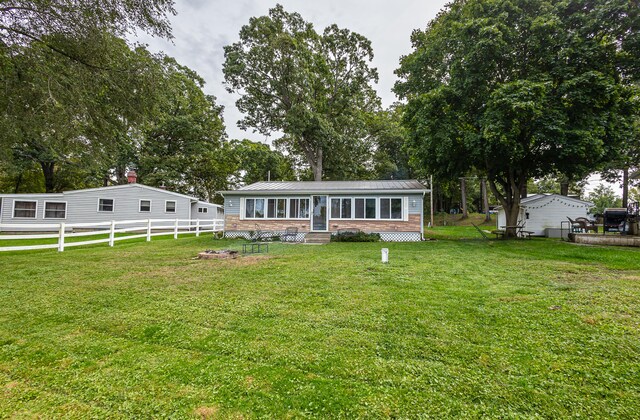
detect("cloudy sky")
[137,0,449,142]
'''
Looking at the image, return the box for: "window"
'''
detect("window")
[44,202,66,219]
[139,200,151,212]
[355,198,376,219]
[13,200,36,218]
[289,198,309,219]
[198,207,208,214]
[331,198,352,219]
[380,198,402,220]
[165,200,176,213]
[245,198,266,218]
[265,198,286,218]
[98,199,114,212]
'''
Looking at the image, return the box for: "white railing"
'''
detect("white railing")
[0,218,225,252]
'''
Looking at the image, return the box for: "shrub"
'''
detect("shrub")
[331,231,381,242]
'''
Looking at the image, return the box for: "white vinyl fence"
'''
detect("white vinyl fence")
[0,218,224,252]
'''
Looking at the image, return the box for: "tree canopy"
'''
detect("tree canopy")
[396,0,639,236]
[223,4,380,181]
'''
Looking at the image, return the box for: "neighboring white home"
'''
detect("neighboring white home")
[0,172,223,232]
[496,194,593,236]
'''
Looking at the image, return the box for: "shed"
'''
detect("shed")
[496,194,593,236]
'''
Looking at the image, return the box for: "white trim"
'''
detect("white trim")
[43,201,68,220]
[164,200,177,213]
[197,207,209,214]
[352,197,378,220]
[243,197,309,220]
[12,199,38,219]
[138,199,152,213]
[378,197,404,221]
[97,198,115,213]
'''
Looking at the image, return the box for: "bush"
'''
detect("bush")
[331,231,381,242]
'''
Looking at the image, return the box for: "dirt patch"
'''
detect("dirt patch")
[583,316,598,325]
[5,381,19,390]
[194,405,219,419]
[497,295,534,303]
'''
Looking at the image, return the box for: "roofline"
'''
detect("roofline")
[495,194,594,209]
[0,193,63,198]
[221,188,430,196]
[64,183,203,201]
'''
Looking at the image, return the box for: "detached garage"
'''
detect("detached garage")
[496,194,593,236]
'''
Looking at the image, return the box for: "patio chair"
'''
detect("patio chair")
[280,227,299,242]
[567,217,585,233]
[251,224,279,242]
[576,217,598,233]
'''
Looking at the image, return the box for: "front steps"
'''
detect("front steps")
[304,232,331,244]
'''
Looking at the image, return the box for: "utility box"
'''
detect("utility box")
[381,248,389,264]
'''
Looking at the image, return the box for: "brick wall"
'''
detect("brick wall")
[224,214,421,233]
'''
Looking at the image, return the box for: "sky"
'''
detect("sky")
[136,0,620,195]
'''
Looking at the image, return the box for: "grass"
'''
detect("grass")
[1,232,639,417]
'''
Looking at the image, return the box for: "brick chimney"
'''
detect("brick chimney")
[127,170,137,184]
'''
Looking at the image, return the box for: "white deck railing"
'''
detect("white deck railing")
[0,218,224,252]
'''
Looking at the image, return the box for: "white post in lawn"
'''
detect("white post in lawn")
[109,220,116,247]
[195,219,200,237]
[381,248,389,264]
[58,222,65,252]
[174,218,179,239]
[146,219,152,242]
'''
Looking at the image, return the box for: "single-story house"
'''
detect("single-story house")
[496,194,593,236]
[221,180,429,241]
[0,172,223,232]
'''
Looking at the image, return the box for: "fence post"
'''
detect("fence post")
[109,220,115,247]
[174,218,179,239]
[146,219,152,242]
[58,222,65,252]
[196,219,200,237]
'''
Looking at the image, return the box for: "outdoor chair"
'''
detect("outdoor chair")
[251,224,279,242]
[280,227,299,242]
[567,217,585,233]
[576,217,598,233]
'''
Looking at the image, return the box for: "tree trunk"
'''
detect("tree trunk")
[488,173,523,238]
[312,148,323,181]
[520,182,528,199]
[560,182,569,196]
[460,177,468,219]
[40,161,56,193]
[481,178,491,222]
[13,173,23,194]
[622,167,629,208]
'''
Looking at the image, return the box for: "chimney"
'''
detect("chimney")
[127,170,137,184]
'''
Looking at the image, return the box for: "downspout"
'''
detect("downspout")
[421,191,426,240]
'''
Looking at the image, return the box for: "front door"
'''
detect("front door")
[312,195,328,231]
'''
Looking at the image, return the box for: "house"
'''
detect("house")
[0,172,223,232]
[221,180,428,241]
[496,194,593,236]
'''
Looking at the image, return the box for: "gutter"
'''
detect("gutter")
[221,189,430,196]
[421,191,426,241]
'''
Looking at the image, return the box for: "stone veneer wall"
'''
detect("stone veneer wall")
[224,214,421,233]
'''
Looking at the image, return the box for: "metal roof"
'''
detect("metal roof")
[222,180,428,195]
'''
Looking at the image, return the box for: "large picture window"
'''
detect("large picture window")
[331,198,352,219]
[98,198,114,212]
[289,198,309,219]
[355,198,376,219]
[13,200,37,218]
[44,202,67,219]
[246,198,296,219]
[380,198,403,219]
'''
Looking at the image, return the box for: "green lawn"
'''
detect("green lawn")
[1,233,639,418]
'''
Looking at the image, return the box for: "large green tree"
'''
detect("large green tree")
[396,0,639,237]
[138,57,228,201]
[230,139,295,185]
[223,4,380,181]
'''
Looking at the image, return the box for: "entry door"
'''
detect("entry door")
[312,195,328,231]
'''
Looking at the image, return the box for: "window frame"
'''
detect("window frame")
[43,201,67,220]
[353,197,378,220]
[97,198,115,213]
[164,200,177,213]
[243,197,311,220]
[379,197,404,220]
[139,199,152,213]
[198,207,208,214]
[288,198,310,220]
[330,197,353,219]
[12,199,38,219]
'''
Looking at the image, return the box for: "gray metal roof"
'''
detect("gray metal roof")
[222,180,428,195]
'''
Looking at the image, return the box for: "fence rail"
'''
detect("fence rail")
[0,218,224,252]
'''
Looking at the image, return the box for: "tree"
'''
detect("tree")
[588,184,622,216]
[223,4,380,181]
[369,105,413,180]
[230,139,295,185]
[396,0,639,237]
[138,57,228,201]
